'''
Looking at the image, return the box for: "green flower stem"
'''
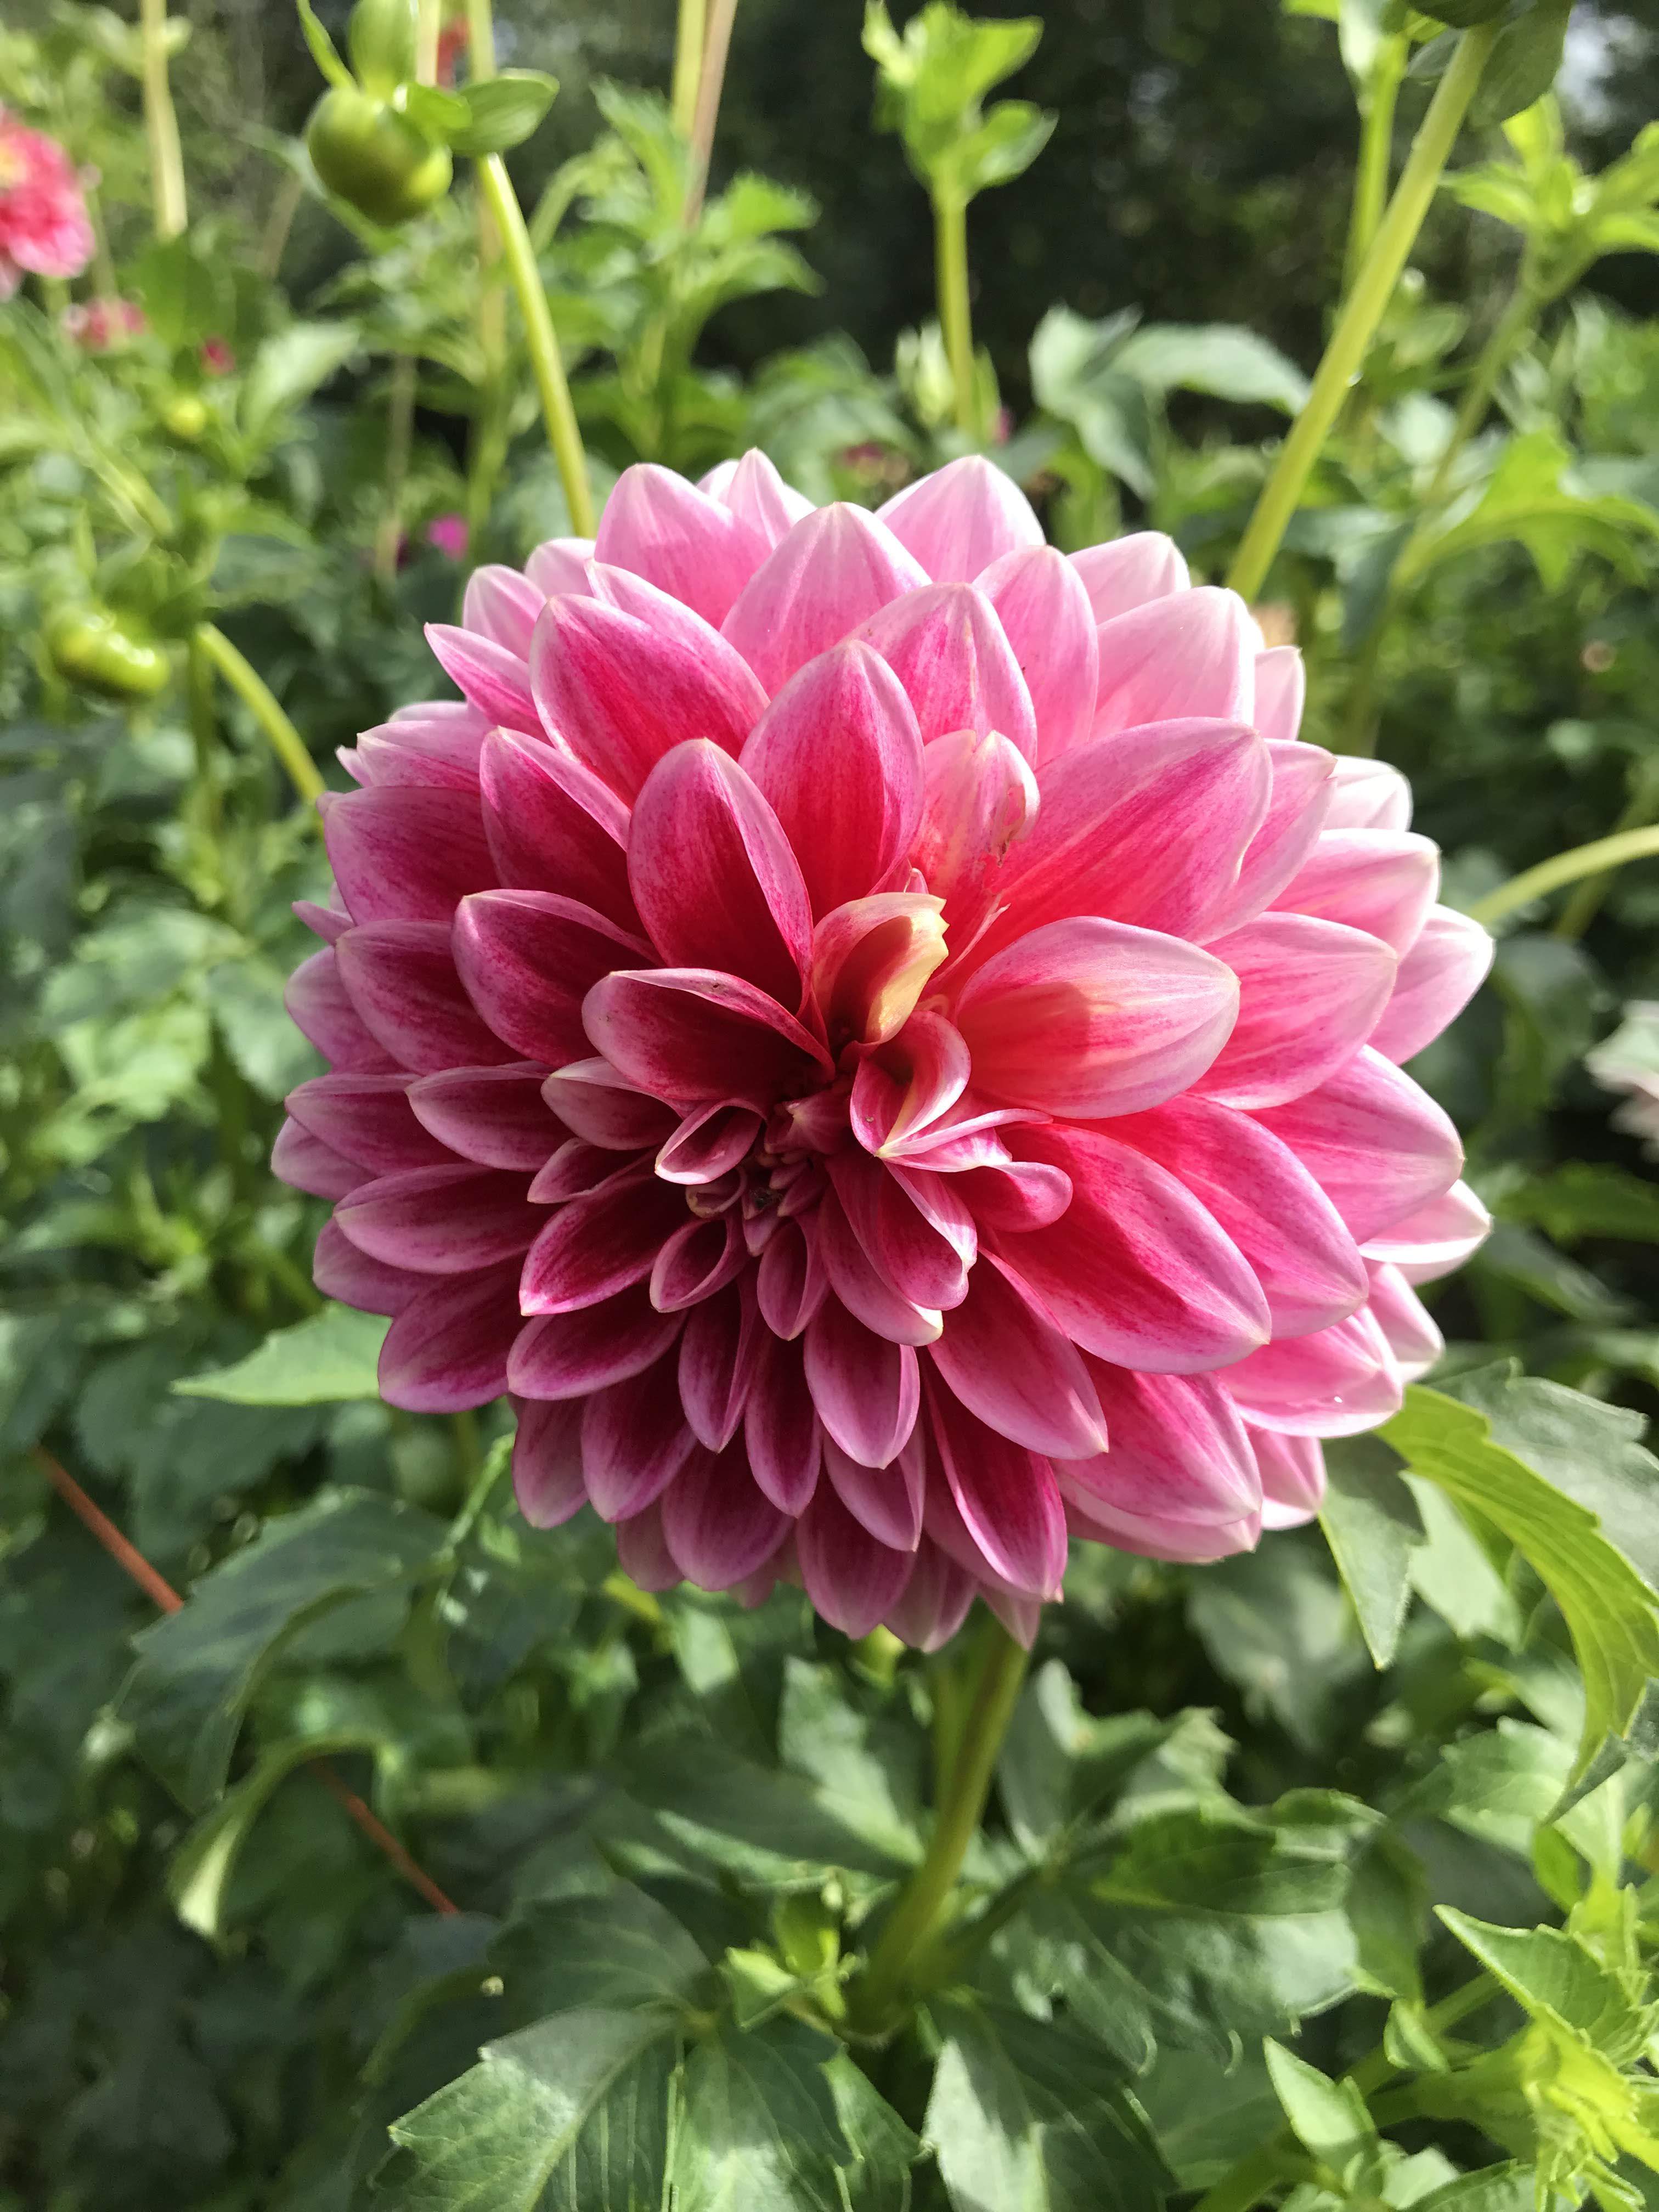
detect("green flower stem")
[685,0,740,225]
[1420,276,1542,509]
[853,1611,1029,2029]
[416,0,442,83]
[464,0,496,75]
[194,623,325,811]
[1343,39,1407,298]
[1468,824,1659,929]
[1555,764,1659,943]
[935,191,976,441]
[139,0,188,240]
[1226,20,1498,605]
[185,627,223,850]
[375,355,417,589]
[473,153,596,538]
[672,0,709,138]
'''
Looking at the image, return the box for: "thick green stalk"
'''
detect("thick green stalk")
[935,193,976,441]
[195,623,325,811]
[685,0,739,225]
[1343,40,1406,297]
[1468,824,1659,929]
[139,0,188,239]
[852,1612,1029,2029]
[415,0,442,83]
[672,0,709,138]
[473,154,595,535]
[1227,21,1498,604]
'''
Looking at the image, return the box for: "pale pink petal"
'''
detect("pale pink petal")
[463,564,545,656]
[795,1485,917,1638]
[927,1255,1107,1458]
[911,727,1040,935]
[882,1539,975,1651]
[286,1071,452,1175]
[656,1102,764,1185]
[721,504,927,695]
[849,1011,970,1156]
[1065,1363,1261,1526]
[1326,757,1411,832]
[650,1215,749,1311]
[927,1376,1067,1597]
[1252,646,1305,746]
[1254,1047,1463,1244]
[700,449,815,541]
[454,890,648,1066]
[877,456,1043,582]
[294,900,353,945]
[1060,1482,1260,1564]
[1273,829,1438,955]
[803,1302,919,1468]
[594,462,771,625]
[511,1396,589,1527]
[520,1166,686,1313]
[336,922,512,1073]
[524,536,596,597]
[951,1158,1072,1232]
[583,967,832,1111]
[507,1283,681,1398]
[1197,913,1397,1109]
[312,1217,421,1312]
[1365,1260,1443,1378]
[660,1442,789,1590]
[541,1058,677,1150]
[342,708,488,790]
[1370,906,1492,1064]
[324,786,495,927]
[336,1162,540,1274]
[1093,588,1254,738]
[379,1260,521,1411]
[1222,1305,1403,1437]
[272,1116,360,1200]
[425,622,540,733]
[1361,1179,1490,1284]
[1067,532,1188,623]
[812,893,948,1049]
[678,1282,764,1450]
[821,1432,924,1551]
[407,1063,563,1171]
[956,916,1239,1118]
[580,1354,699,1520]
[740,640,924,915]
[479,730,636,933]
[744,1333,822,1513]
[1250,1425,1327,1528]
[977,544,1099,761]
[855,582,1037,757]
[1197,741,1336,943]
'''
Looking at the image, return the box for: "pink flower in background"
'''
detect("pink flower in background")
[276,452,1493,1644]
[1588,1003,1659,1154]
[0,110,94,298]
[426,513,470,560]
[201,336,235,376]
[61,296,145,350]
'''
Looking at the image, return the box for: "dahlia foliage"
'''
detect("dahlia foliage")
[276,454,1493,1644]
[0,108,93,299]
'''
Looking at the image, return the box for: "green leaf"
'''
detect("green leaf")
[1437,1911,1650,2058]
[1112,323,1310,411]
[1348,1827,1429,2003]
[777,1658,923,1864]
[864,1,1053,206]
[241,322,360,443]
[1319,1434,1426,1667]
[1409,2165,1538,2212]
[1501,1163,1659,1246]
[494,1882,711,2018]
[1470,0,1572,127]
[447,72,560,158]
[997,1661,1204,1854]
[1418,0,1509,24]
[991,2008,1173,2212]
[120,1489,442,1808]
[1381,1381,1659,1785]
[385,2008,676,2210]
[924,2002,1045,2212]
[296,0,355,91]
[203,956,323,1098]
[131,235,234,350]
[669,2016,851,2212]
[173,1306,390,1405]
[349,0,419,96]
[824,2055,922,2212]
[1264,2040,1380,2185]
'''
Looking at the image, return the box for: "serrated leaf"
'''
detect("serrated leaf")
[777,1658,923,1864]
[1264,2040,1380,2182]
[825,2056,922,2212]
[1436,1912,1650,2059]
[494,1882,711,2018]
[1348,1827,1429,2003]
[1320,1434,1426,1667]
[448,72,560,158]
[173,1306,389,1404]
[670,2016,851,2212]
[925,2002,1045,2212]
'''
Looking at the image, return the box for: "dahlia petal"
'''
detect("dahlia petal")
[582,968,832,1110]
[462,563,545,656]
[524,535,596,597]
[594,461,771,626]
[336,922,512,1073]
[336,1162,541,1274]
[1197,741,1336,942]
[286,1072,452,1175]
[804,1303,920,1468]
[812,893,948,1048]
[541,1058,678,1150]
[876,1099,1032,1171]
[324,785,496,927]
[1365,1260,1443,1379]
[926,1255,1108,1458]
[1060,1483,1261,1564]
[1326,756,1412,832]
[1113,1095,1367,1340]
[342,711,487,791]
[956,915,1240,1118]
[744,1332,822,1514]
[1250,1426,1327,1528]
[822,1434,924,1551]
[911,727,1040,936]
[379,1260,521,1412]
[614,1501,683,1590]
[511,1397,589,1528]
[628,742,812,1003]
[795,1485,917,1639]
[407,1063,563,1171]
[740,641,925,915]
[877,456,1043,582]
[312,1217,422,1313]
[454,890,650,1066]
[951,1158,1073,1232]
[700,449,815,541]
[520,1166,687,1313]
[977,544,1099,762]
[1361,1178,1491,1284]
[529,1137,630,1203]
[425,622,540,733]
[530,589,766,802]
[580,1352,699,1521]
[1254,1046,1463,1244]
[755,1217,830,1340]
[1197,913,1397,1109]
[1093,588,1254,738]
[721,504,928,695]
[660,1442,788,1590]
[507,1284,681,1398]
[1067,532,1188,623]
[882,1539,975,1652]
[1273,828,1439,955]
[651,1215,749,1312]
[1370,905,1492,1065]
[678,1283,764,1451]
[272,1115,360,1200]
[656,1101,764,1184]
[294,900,353,944]
[479,730,636,933]
[1252,645,1305,746]
[878,1165,977,1311]
[855,582,1038,758]
[1222,1305,1404,1437]
[815,1189,943,1346]
[927,1377,1068,1597]
[1066,1363,1261,1526]
[849,1009,971,1155]
[1000,1124,1271,1372]
[285,947,399,1073]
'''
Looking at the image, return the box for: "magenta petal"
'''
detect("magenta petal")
[524,535,596,597]
[342,712,487,791]
[795,1485,916,1638]
[701,448,814,540]
[1198,913,1397,1110]
[678,1283,764,1451]
[877,456,1043,582]
[520,1166,685,1313]
[1000,1124,1270,1373]
[541,1058,677,1149]
[336,921,512,1073]
[507,1283,681,1398]
[744,1333,822,1513]
[952,1158,1072,1232]
[1114,1096,1367,1340]
[530,589,766,802]
[295,899,353,944]
[822,1433,925,1551]
[650,1215,748,1311]
[1068,532,1188,623]
[1361,1178,1490,1285]
[1223,1305,1404,1437]
[911,728,1039,941]
[581,1357,699,1522]
[529,1137,627,1203]
[855,582,1037,758]
[977,544,1099,762]
[1254,1046,1463,1245]
[285,947,398,1073]
[614,1500,682,1589]
[811,893,948,1049]
[336,1162,540,1274]
[956,915,1239,1118]
[425,622,540,733]
[407,1063,563,1170]
[511,1396,589,1527]
[740,640,924,916]
[1197,740,1336,943]
[594,461,770,626]
[1061,1483,1260,1565]
[379,1260,521,1411]
[286,1072,452,1174]
[1370,905,1492,1064]
[272,1116,360,1200]
[927,1255,1107,1458]
[628,742,812,1004]
[881,1539,974,1651]
[877,1165,975,1311]
[803,1302,920,1468]
[1327,757,1412,832]
[721,504,928,695]
[850,1012,970,1156]
[1253,646,1305,746]
[583,968,832,1110]
[462,564,545,657]
[927,1378,1067,1598]
[660,1441,788,1590]
[1069,1363,1261,1526]
[656,1101,764,1186]
[312,1217,421,1313]
[479,730,636,933]
[454,890,648,1066]
[1252,1425,1327,1530]
[1366,1259,1442,1379]
[1093,588,1254,737]
[755,1216,829,1339]
[817,1175,943,1346]
[1273,828,1438,955]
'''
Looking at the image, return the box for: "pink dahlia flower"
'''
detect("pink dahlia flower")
[1588,1003,1659,1154]
[276,453,1494,1644]
[0,110,94,299]
[61,296,145,350]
